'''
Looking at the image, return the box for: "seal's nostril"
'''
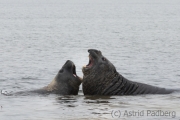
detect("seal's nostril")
[88,49,98,53]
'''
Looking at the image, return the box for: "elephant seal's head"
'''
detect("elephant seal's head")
[48,60,82,95]
[82,49,118,95]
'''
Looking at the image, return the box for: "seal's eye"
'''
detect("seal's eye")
[59,69,63,73]
[102,57,106,61]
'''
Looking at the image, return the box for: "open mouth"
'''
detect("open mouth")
[86,55,93,68]
[72,64,77,77]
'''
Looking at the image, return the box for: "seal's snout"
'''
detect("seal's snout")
[88,49,100,54]
[63,60,73,69]
[65,60,73,64]
[63,60,78,78]
[63,60,73,67]
[88,49,102,59]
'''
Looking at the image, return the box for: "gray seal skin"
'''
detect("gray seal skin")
[82,49,178,95]
[16,60,82,95]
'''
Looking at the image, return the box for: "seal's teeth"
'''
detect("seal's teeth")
[73,74,77,77]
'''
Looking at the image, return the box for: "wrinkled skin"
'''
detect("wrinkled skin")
[82,49,179,95]
[16,60,82,95]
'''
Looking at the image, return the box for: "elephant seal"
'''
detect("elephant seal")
[15,60,82,95]
[82,49,179,95]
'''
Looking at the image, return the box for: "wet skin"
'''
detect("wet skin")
[82,49,179,95]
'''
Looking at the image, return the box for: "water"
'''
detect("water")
[0,0,180,119]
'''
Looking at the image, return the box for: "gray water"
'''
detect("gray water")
[0,0,180,119]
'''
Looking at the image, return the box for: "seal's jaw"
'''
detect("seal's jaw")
[70,62,82,86]
[83,49,101,68]
[82,49,103,76]
[86,55,94,68]
[72,64,77,77]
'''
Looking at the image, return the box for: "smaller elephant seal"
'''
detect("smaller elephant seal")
[15,60,82,95]
[82,49,179,95]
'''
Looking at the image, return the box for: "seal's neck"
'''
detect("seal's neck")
[100,73,139,95]
[82,71,119,95]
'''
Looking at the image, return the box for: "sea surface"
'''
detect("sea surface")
[0,0,180,119]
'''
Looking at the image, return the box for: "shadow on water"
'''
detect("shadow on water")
[57,95,77,103]
[56,95,112,106]
[55,95,114,117]
[83,95,115,104]
[84,95,115,100]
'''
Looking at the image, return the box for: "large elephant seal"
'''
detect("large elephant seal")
[15,60,82,95]
[82,49,179,95]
